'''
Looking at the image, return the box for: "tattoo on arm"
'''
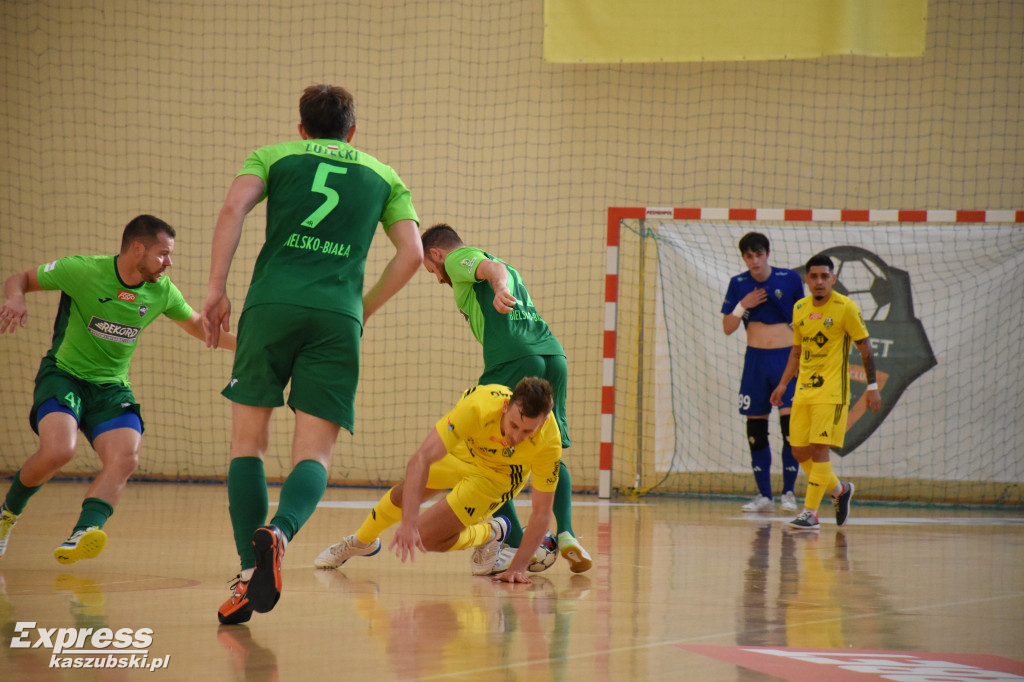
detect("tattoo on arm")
[856,338,877,384]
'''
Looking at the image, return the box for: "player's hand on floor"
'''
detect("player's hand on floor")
[389,522,427,563]
[492,569,531,584]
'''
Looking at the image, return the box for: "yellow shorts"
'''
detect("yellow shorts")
[789,402,849,448]
[426,451,530,527]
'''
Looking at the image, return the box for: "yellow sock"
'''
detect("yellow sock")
[817,459,840,493]
[805,461,831,511]
[356,489,402,544]
[799,459,814,476]
[446,521,492,552]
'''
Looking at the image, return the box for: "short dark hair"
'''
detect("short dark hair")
[738,232,770,255]
[421,223,465,251]
[121,215,175,253]
[299,84,356,140]
[509,377,554,419]
[806,254,835,272]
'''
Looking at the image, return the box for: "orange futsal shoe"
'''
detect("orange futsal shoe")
[248,526,287,613]
[218,575,254,625]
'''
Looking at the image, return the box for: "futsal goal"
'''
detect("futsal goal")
[601,207,1024,505]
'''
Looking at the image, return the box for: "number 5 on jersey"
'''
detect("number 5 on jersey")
[302,163,347,228]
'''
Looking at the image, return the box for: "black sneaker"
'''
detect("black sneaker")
[833,482,855,527]
[249,526,287,613]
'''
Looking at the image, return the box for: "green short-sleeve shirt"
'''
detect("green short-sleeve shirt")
[238,139,419,323]
[444,247,564,368]
[35,255,193,386]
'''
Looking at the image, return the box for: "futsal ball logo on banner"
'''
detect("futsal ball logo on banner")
[797,245,937,455]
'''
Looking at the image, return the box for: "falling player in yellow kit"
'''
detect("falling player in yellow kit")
[315,377,561,584]
[770,254,881,530]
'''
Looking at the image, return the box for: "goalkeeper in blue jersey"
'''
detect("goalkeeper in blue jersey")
[721,232,804,513]
[416,223,591,574]
[0,215,234,565]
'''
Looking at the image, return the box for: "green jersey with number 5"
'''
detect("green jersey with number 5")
[444,246,564,368]
[237,139,419,323]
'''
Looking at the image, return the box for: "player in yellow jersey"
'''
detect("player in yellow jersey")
[315,377,561,584]
[770,254,881,530]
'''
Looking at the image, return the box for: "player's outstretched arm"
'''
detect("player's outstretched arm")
[493,489,555,584]
[363,219,423,324]
[175,311,237,350]
[475,259,517,314]
[0,269,43,334]
[389,427,447,563]
[203,174,265,348]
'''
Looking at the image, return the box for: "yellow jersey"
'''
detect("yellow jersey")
[435,384,562,492]
[791,291,870,405]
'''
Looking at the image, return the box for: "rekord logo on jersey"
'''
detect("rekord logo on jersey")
[87,317,141,344]
[796,245,936,455]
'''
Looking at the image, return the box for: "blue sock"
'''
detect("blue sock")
[751,447,773,499]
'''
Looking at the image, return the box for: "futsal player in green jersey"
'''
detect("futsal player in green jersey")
[314,378,561,584]
[414,223,591,574]
[770,254,881,530]
[0,215,233,564]
[203,84,422,625]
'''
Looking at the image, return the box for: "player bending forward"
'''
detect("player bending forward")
[315,377,560,584]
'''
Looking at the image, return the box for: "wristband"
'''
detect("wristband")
[731,303,745,318]
[866,383,878,391]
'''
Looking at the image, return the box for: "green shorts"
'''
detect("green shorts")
[30,358,143,445]
[478,354,570,448]
[225,303,361,433]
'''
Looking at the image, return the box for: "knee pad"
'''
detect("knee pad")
[746,419,769,451]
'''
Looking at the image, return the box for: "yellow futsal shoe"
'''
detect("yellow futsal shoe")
[54,527,108,564]
[556,532,593,573]
[0,506,19,559]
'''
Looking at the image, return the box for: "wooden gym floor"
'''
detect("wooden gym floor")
[0,481,1021,681]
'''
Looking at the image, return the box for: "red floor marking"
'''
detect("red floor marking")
[678,645,1024,681]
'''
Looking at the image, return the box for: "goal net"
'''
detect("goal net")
[606,208,1024,504]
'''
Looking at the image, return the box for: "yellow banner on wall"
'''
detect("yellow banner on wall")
[544,0,927,63]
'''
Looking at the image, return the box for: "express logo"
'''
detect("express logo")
[117,290,136,302]
[11,622,152,654]
[10,622,171,671]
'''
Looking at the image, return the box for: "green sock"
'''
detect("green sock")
[494,499,524,548]
[553,460,575,536]
[228,457,268,571]
[74,497,114,531]
[270,459,327,541]
[4,470,43,515]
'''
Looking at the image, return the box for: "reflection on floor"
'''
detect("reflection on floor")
[0,482,1021,681]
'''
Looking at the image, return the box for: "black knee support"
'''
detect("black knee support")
[746,419,769,451]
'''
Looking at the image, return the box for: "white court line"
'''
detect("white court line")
[733,515,1024,527]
